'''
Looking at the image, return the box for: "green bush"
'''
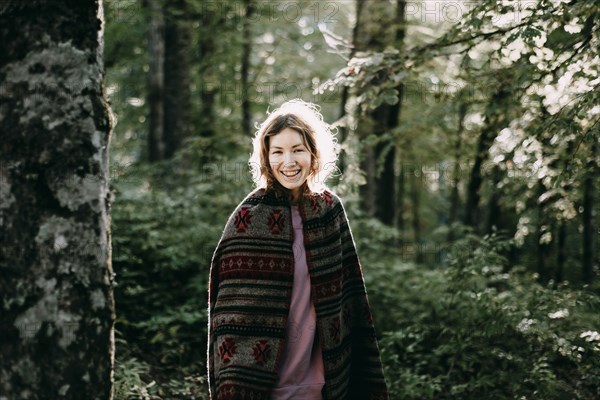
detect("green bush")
[111,161,600,399]
[364,232,600,400]
[111,154,252,399]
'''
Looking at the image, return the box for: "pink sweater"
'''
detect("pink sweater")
[272,205,325,400]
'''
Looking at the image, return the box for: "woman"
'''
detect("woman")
[207,99,388,400]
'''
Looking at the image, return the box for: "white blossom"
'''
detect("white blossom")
[548,309,569,319]
[580,331,600,342]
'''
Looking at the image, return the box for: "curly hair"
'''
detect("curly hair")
[248,99,339,195]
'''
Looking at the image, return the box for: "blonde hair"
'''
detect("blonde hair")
[249,99,339,195]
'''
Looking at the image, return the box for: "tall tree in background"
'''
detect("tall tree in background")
[144,0,166,161]
[143,0,193,161]
[376,0,405,226]
[241,0,254,137]
[464,84,510,231]
[163,0,192,159]
[337,0,364,176]
[353,0,405,226]
[582,138,597,283]
[447,100,468,242]
[536,179,550,281]
[0,1,115,399]
[196,2,219,148]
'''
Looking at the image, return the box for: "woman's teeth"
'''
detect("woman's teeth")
[282,170,300,178]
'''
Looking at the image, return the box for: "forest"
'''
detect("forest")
[0,0,599,399]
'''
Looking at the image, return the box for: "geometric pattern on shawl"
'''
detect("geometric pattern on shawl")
[207,187,389,400]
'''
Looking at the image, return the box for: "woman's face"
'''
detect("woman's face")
[268,127,312,197]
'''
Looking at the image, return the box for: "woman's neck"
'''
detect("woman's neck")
[269,181,308,205]
[290,189,301,205]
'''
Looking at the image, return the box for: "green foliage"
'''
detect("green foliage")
[114,338,209,400]
[111,154,253,398]
[326,0,600,266]
[364,233,600,399]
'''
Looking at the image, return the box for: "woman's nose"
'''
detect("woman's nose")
[283,151,294,164]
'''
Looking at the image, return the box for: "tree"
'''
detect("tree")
[144,0,166,162]
[0,2,115,399]
[240,0,254,137]
[464,83,510,230]
[336,0,365,177]
[582,138,597,283]
[447,100,468,242]
[163,0,192,159]
[352,0,405,225]
[373,0,406,226]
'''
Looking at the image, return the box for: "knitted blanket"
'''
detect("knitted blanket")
[207,187,389,400]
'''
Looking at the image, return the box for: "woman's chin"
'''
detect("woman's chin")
[275,180,306,196]
[276,176,305,190]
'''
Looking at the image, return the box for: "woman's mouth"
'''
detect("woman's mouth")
[281,169,301,178]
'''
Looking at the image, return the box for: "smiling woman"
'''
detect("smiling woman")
[207,99,389,400]
[268,128,314,201]
[249,99,339,203]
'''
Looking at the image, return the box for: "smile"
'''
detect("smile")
[281,169,301,178]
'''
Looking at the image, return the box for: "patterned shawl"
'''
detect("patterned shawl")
[207,187,389,400]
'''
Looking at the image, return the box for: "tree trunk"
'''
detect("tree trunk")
[486,165,502,234]
[582,138,597,283]
[447,102,467,242]
[411,167,424,264]
[355,0,404,225]
[163,0,192,158]
[373,104,398,225]
[241,0,254,137]
[555,220,566,283]
[0,2,115,399]
[397,163,405,239]
[464,87,508,231]
[197,6,217,145]
[337,0,365,176]
[374,0,406,226]
[355,0,391,218]
[359,145,377,216]
[144,0,166,162]
[536,180,549,282]
[554,138,576,284]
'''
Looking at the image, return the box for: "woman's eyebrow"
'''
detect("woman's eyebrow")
[271,144,304,150]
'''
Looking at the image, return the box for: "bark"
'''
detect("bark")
[554,139,575,284]
[555,220,566,283]
[355,1,391,219]
[582,138,597,283]
[360,145,377,217]
[0,1,115,399]
[374,1,406,226]
[411,167,424,264]
[486,165,502,234]
[144,0,166,162]
[337,0,364,176]
[197,6,217,142]
[163,0,192,159]
[241,0,254,137]
[447,102,467,242]
[200,89,216,138]
[373,105,399,224]
[355,0,404,225]
[397,163,405,237]
[536,180,549,282]
[464,87,508,231]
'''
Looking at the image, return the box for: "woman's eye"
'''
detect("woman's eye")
[272,151,281,154]
[295,149,304,153]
